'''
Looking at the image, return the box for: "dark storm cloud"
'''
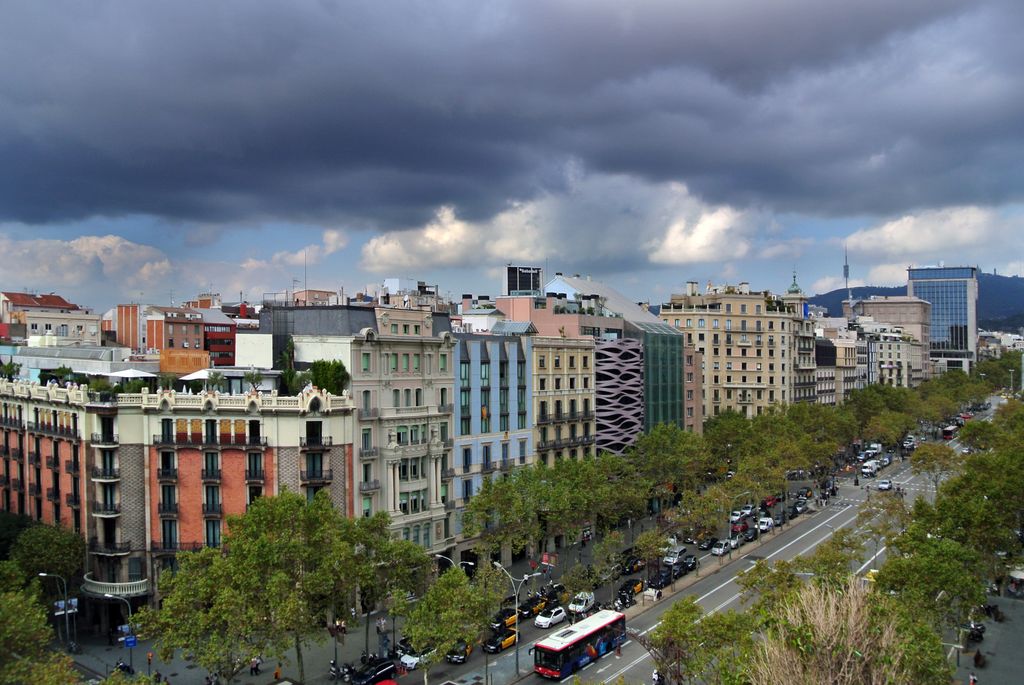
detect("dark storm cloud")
[0,0,1018,228]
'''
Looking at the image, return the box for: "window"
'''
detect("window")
[206,519,222,547]
[413,354,420,371]
[403,324,409,334]
[538,355,546,369]
[554,355,561,369]
[390,353,398,371]
[361,352,371,372]
[440,354,448,372]
[392,389,400,407]
[402,354,410,372]
[391,323,399,334]
[414,324,421,335]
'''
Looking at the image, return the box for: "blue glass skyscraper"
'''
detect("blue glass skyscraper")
[907,266,978,373]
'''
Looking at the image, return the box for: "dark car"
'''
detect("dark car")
[445,639,473,664]
[483,628,518,653]
[351,659,396,685]
[618,577,644,597]
[743,528,759,543]
[680,554,698,572]
[543,582,568,604]
[649,569,673,589]
[787,505,800,519]
[518,593,547,618]
[490,607,517,631]
[697,536,718,551]
[774,512,785,526]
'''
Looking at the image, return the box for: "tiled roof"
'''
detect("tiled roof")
[1,292,79,309]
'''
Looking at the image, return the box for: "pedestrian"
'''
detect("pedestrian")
[250,657,259,676]
[256,655,263,674]
[274,662,282,680]
[969,672,978,685]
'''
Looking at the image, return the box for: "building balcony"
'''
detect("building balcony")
[300,469,333,484]
[444,498,456,511]
[460,405,471,418]
[499,460,512,472]
[356,408,380,420]
[0,445,6,457]
[245,468,265,483]
[28,422,79,440]
[359,479,381,493]
[89,538,132,555]
[157,467,178,482]
[27,451,41,466]
[82,573,149,598]
[442,438,454,449]
[151,541,205,555]
[438,403,453,414]
[0,474,7,487]
[90,433,119,446]
[10,478,22,492]
[579,435,596,445]
[65,459,80,475]
[65,493,80,508]
[45,487,60,503]
[481,461,496,474]
[45,455,60,470]
[0,415,21,429]
[201,468,222,483]
[300,436,333,450]
[537,414,554,425]
[441,468,455,480]
[91,501,121,517]
[359,446,379,459]
[28,482,41,497]
[158,502,179,517]
[9,447,22,462]
[92,467,120,481]
[202,502,223,517]
[153,434,177,447]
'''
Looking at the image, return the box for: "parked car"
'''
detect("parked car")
[727,535,741,549]
[445,640,473,664]
[649,569,673,589]
[697,536,718,551]
[663,545,687,565]
[730,520,749,534]
[740,503,756,517]
[534,605,567,629]
[743,528,759,543]
[518,593,547,618]
[568,592,595,615]
[787,505,800,519]
[351,659,397,685]
[877,479,893,491]
[490,607,517,631]
[543,583,568,604]
[400,645,436,671]
[483,629,518,653]
[618,577,644,597]
[680,554,699,572]
[758,517,775,532]
[711,540,730,556]
[622,556,646,574]
[761,494,781,508]
[729,510,744,523]
[774,512,785,526]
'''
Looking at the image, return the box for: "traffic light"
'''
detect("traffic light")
[147,652,153,665]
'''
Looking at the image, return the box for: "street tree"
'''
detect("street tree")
[136,547,268,683]
[909,442,962,492]
[591,531,624,602]
[10,522,86,583]
[747,578,951,685]
[864,409,914,448]
[792,527,864,591]
[632,530,669,583]
[0,581,78,684]
[402,567,487,685]
[462,469,542,557]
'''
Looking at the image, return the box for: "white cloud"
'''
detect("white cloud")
[322,229,348,254]
[846,206,1000,259]
[361,172,758,273]
[811,275,865,294]
[866,263,910,285]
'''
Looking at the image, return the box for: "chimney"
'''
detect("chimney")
[686,281,698,296]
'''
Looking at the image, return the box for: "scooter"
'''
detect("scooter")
[115,658,135,675]
[329,659,342,681]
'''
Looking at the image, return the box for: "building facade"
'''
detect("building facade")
[533,337,597,464]
[906,266,978,373]
[0,292,101,345]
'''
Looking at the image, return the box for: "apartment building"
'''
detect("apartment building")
[533,336,597,464]
[660,280,810,418]
[450,330,533,562]
[259,304,457,549]
[0,379,352,634]
[0,292,101,345]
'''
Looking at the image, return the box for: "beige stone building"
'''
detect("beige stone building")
[844,296,931,378]
[0,292,101,345]
[532,336,597,463]
[659,279,813,419]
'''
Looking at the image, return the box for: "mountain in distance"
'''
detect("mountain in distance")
[808,271,1024,331]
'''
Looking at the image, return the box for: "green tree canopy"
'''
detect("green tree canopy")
[309,359,351,395]
[10,523,85,583]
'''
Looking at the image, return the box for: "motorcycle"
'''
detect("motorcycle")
[115,659,135,675]
[329,659,342,681]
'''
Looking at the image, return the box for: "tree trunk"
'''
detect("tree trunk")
[295,631,305,684]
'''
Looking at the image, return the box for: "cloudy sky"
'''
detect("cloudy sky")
[2,0,1023,311]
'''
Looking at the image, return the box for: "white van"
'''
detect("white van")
[758,517,774,532]
[861,461,878,477]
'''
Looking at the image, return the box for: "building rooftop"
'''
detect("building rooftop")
[1,292,81,310]
[546,274,662,324]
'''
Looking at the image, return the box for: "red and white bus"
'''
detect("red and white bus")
[532,609,626,679]
[942,425,958,440]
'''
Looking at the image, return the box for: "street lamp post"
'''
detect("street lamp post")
[492,562,541,675]
[38,572,70,648]
[104,593,134,672]
[435,553,475,572]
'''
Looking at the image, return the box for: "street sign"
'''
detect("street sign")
[125,635,137,648]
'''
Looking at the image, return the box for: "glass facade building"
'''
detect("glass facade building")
[907,266,978,372]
